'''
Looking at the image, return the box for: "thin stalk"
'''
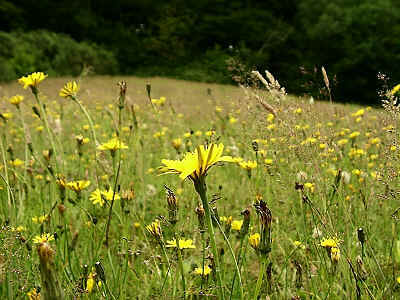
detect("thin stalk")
[175,236,186,299]
[230,237,245,300]
[33,92,60,172]
[195,179,225,300]
[253,257,267,300]
[215,220,244,299]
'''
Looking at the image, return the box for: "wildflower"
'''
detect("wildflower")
[90,188,120,207]
[32,214,49,224]
[151,97,166,106]
[231,220,243,231]
[172,138,182,151]
[159,143,233,181]
[8,95,24,106]
[304,182,315,193]
[27,287,40,300]
[249,233,260,250]
[59,81,79,98]
[146,220,162,240]
[194,130,202,136]
[331,247,340,262]
[33,233,54,244]
[166,239,196,249]
[229,116,238,124]
[10,158,24,167]
[87,272,95,293]
[239,160,257,170]
[205,130,215,136]
[293,240,305,250]
[352,109,365,118]
[194,265,212,276]
[36,125,44,132]
[98,137,128,152]
[267,113,274,123]
[337,139,348,146]
[18,72,47,91]
[349,131,360,139]
[66,180,91,193]
[391,145,397,151]
[294,108,302,114]
[11,225,26,233]
[320,237,339,248]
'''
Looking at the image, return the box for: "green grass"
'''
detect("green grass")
[0,75,399,299]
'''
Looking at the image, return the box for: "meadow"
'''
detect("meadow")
[0,71,399,299]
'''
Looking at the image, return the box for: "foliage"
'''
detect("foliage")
[0,30,118,81]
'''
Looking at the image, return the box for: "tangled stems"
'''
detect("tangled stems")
[194,178,225,300]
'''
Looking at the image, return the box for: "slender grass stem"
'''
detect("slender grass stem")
[195,179,225,300]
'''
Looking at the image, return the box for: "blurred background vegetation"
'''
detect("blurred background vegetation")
[1,0,399,104]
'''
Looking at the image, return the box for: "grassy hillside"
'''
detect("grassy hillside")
[0,75,399,299]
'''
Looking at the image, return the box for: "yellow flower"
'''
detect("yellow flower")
[59,81,79,98]
[87,272,95,293]
[90,188,120,207]
[349,131,360,139]
[32,214,49,224]
[229,117,237,124]
[294,108,302,114]
[331,247,340,262]
[194,130,202,136]
[11,158,24,167]
[239,160,257,170]
[397,276,400,284]
[66,180,91,193]
[98,137,128,151]
[33,233,54,244]
[293,240,305,249]
[231,220,243,231]
[166,239,196,249]
[304,182,315,193]
[249,233,260,250]
[1,112,13,120]
[8,95,24,106]
[264,158,273,165]
[351,109,365,118]
[134,222,141,228]
[36,125,44,132]
[172,138,182,150]
[159,143,233,181]
[27,287,41,300]
[18,72,47,89]
[337,139,348,146]
[205,130,215,136]
[320,237,339,248]
[194,265,212,276]
[215,106,223,113]
[146,220,162,239]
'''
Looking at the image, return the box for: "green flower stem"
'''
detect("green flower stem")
[230,236,246,300]
[215,218,244,300]
[33,92,60,172]
[175,235,186,299]
[253,256,268,300]
[195,179,225,300]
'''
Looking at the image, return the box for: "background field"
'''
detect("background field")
[0,75,399,299]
